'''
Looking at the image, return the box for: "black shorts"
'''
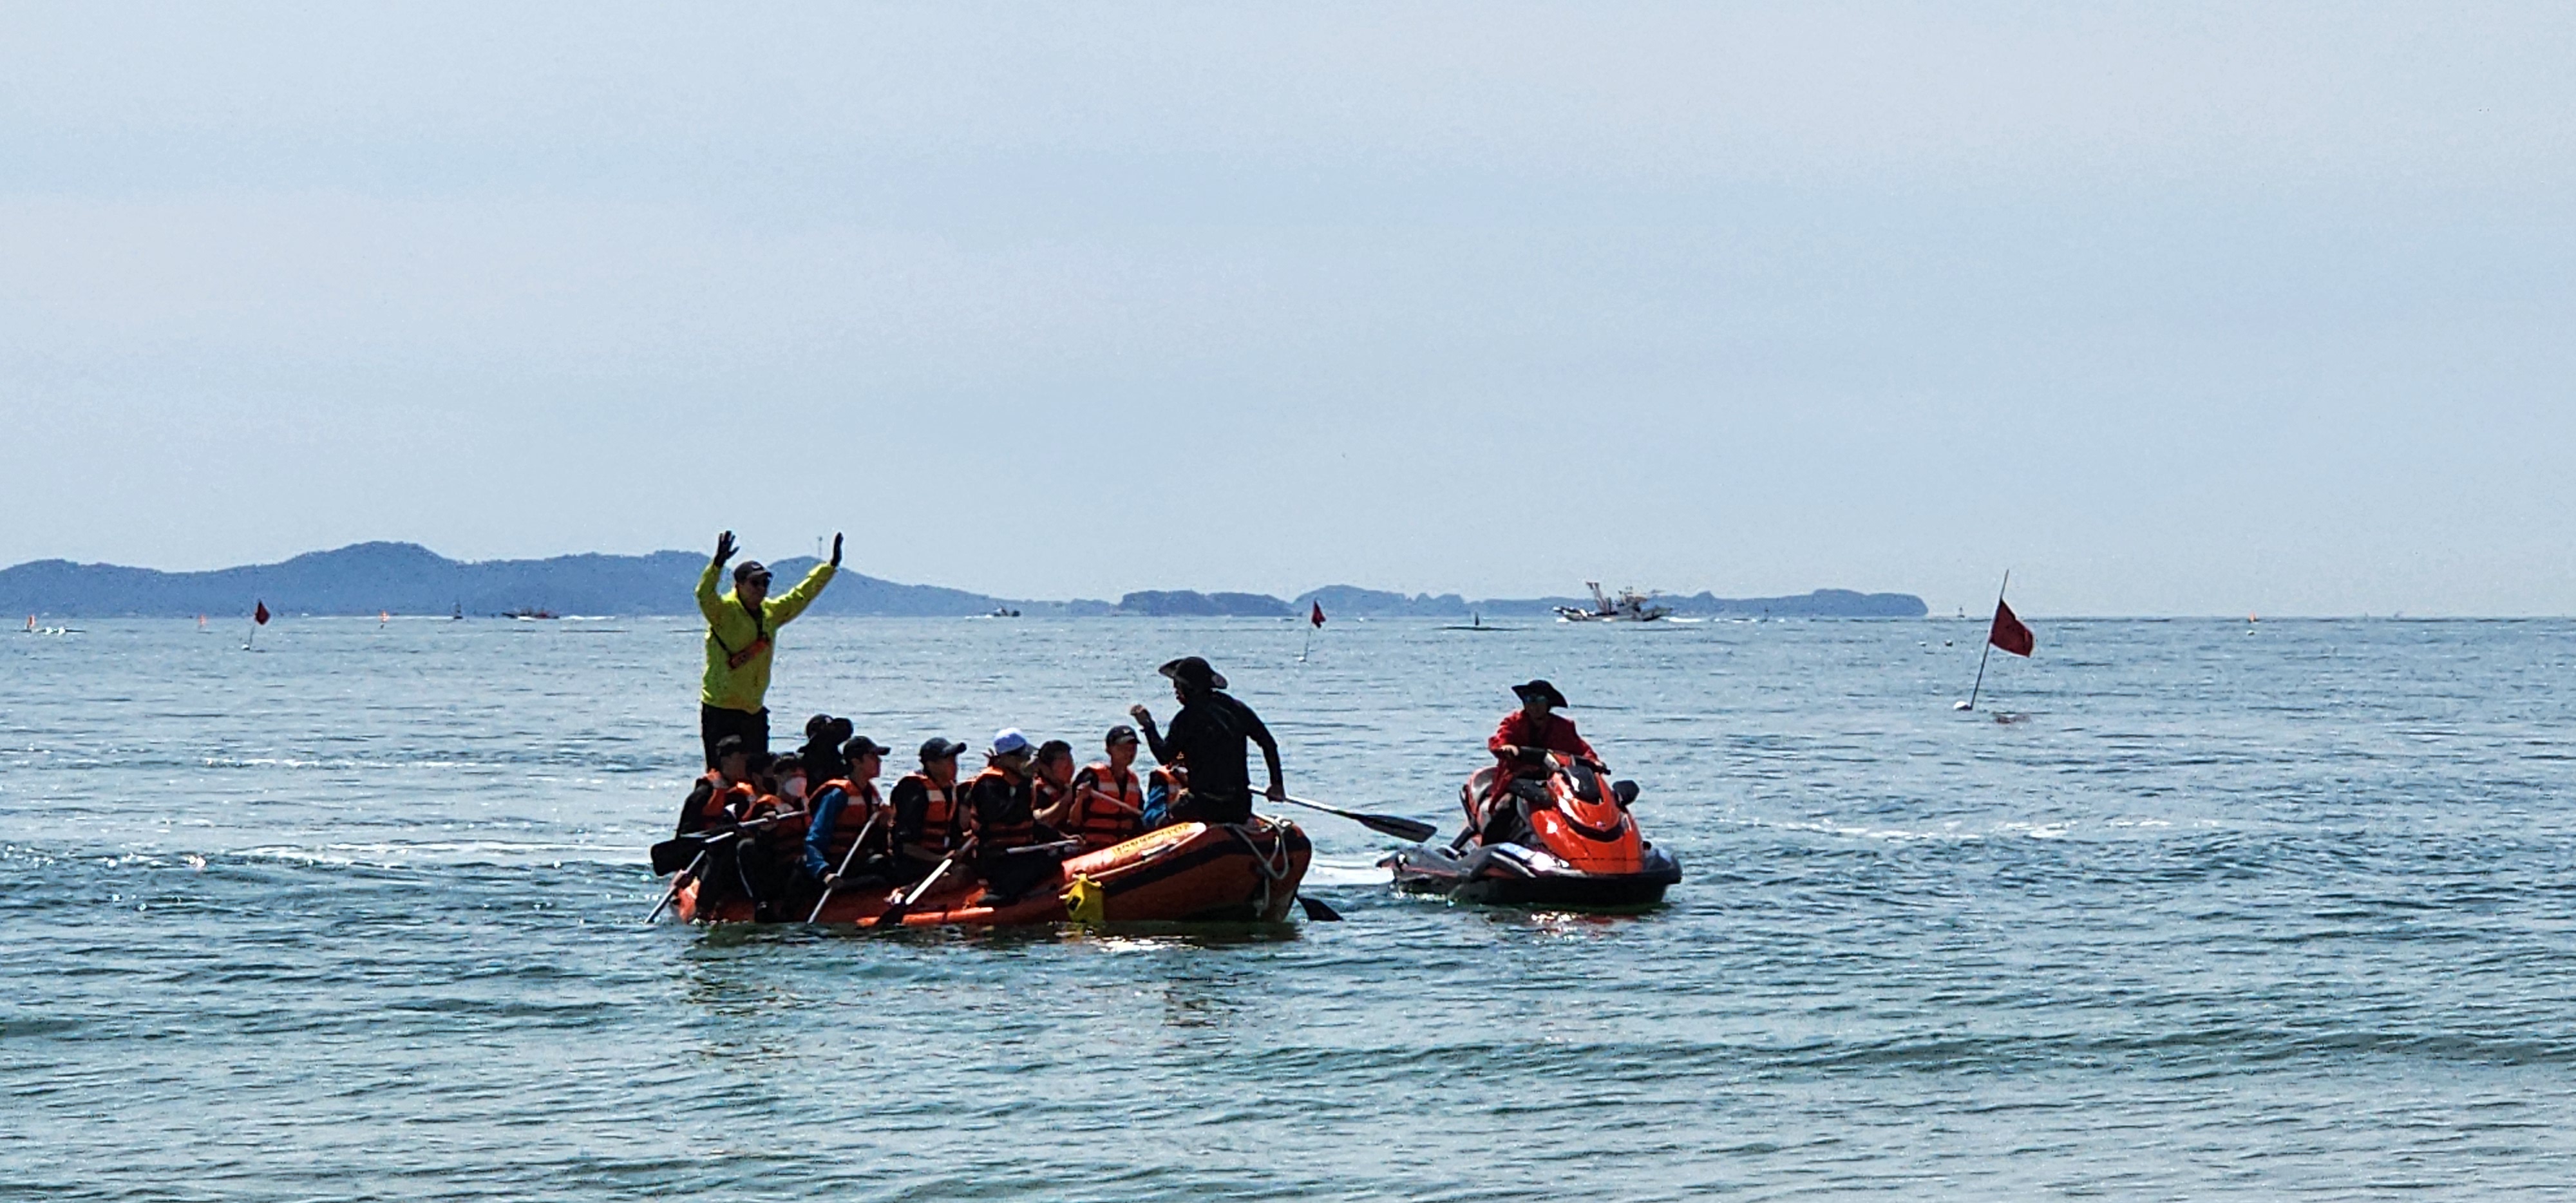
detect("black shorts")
[701,705,770,769]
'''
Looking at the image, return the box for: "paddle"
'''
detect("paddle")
[1296,893,1344,922]
[1270,793,1437,843]
[646,808,806,922]
[870,849,963,929]
[647,849,711,923]
[805,809,883,924]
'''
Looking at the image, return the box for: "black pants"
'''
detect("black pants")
[701,704,769,768]
[1165,790,1253,827]
[978,848,1065,904]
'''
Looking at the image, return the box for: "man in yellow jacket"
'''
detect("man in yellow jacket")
[698,529,841,767]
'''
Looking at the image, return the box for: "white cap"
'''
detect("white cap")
[990,728,1032,757]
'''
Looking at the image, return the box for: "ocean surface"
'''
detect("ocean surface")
[5,614,2573,1200]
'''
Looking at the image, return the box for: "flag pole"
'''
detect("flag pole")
[1966,570,2008,712]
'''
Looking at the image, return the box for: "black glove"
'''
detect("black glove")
[829,533,844,568]
[714,531,737,565]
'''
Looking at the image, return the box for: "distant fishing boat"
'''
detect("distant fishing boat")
[451,602,464,620]
[1554,582,1671,623]
[988,606,1021,618]
[504,607,558,621]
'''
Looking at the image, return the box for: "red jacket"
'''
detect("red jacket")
[1488,710,1596,763]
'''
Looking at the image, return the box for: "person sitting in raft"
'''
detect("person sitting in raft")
[889,737,970,884]
[804,735,893,891]
[739,754,813,917]
[1142,761,1187,829]
[1039,725,1148,852]
[696,529,841,769]
[1129,656,1283,828]
[688,748,810,921]
[963,728,1070,907]
[1479,678,1603,842]
[797,714,855,785]
[676,735,757,836]
[1026,739,1078,833]
[772,753,810,805]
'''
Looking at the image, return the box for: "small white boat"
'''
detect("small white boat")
[1553,582,1672,623]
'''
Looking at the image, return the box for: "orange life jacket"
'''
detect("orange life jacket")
[898,772,963,856]
[966,766,1036,854]
[1068,762,1145,850]
[743,791,806,836]
[813,779,884,866]
[704,777,756,824]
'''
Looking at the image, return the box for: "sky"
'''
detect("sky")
[3,3,2571,615]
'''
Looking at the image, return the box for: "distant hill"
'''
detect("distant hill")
[1113,590,1295,618]
[0,542,1026,618]
[0,543,1928,620]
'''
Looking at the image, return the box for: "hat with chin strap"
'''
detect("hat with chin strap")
[1510,679,1569,708]
[1158,656,1227,691]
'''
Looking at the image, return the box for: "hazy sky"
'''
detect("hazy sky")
[5,3,2571,614]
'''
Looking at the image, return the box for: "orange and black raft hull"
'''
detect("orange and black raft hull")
[672,819,1312,926]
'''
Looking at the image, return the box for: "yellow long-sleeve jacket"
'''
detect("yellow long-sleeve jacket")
[697,558,836,712]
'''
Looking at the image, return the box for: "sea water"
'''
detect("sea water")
[4,616,2573,1200]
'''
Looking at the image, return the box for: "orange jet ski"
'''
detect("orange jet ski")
[667,818,1312,927]
[1380,753,1678,908]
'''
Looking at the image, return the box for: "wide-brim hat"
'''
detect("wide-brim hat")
[1158,656,1227,690]
[1511,679,1569,708]
[918,737,968,762]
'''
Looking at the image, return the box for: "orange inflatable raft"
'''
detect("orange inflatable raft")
[673,818,1313,926]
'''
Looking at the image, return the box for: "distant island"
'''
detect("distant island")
[0,542,1928,620]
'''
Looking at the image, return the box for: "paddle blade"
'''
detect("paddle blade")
[649,838,697,875]
[1356,813,1439,843]
[1296,893,1344,922]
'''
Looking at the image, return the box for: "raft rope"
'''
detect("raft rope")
[1226,818,1296,917]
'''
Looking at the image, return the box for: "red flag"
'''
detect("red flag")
[1309,601,1325,628]
[1987,598,2032,657]
[254,601,270,625]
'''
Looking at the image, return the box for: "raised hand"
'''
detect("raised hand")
[714,531,737,565]
[829,533,844,568]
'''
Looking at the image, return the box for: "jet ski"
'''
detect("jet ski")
[1381,753,1679,908]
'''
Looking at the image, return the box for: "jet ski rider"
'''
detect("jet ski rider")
[1481,679,1604,840]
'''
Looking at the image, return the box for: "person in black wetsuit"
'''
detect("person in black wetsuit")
[1128,656,1284,826]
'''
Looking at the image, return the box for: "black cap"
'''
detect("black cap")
[714,734,747,759]
[804,714,836,739]
[1106,723,1139,746]
[1511,679,1569,708]
[842,735,893,759]
[918,737,968,762]
[734,560,771,582]
[1158,656,1227,690]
